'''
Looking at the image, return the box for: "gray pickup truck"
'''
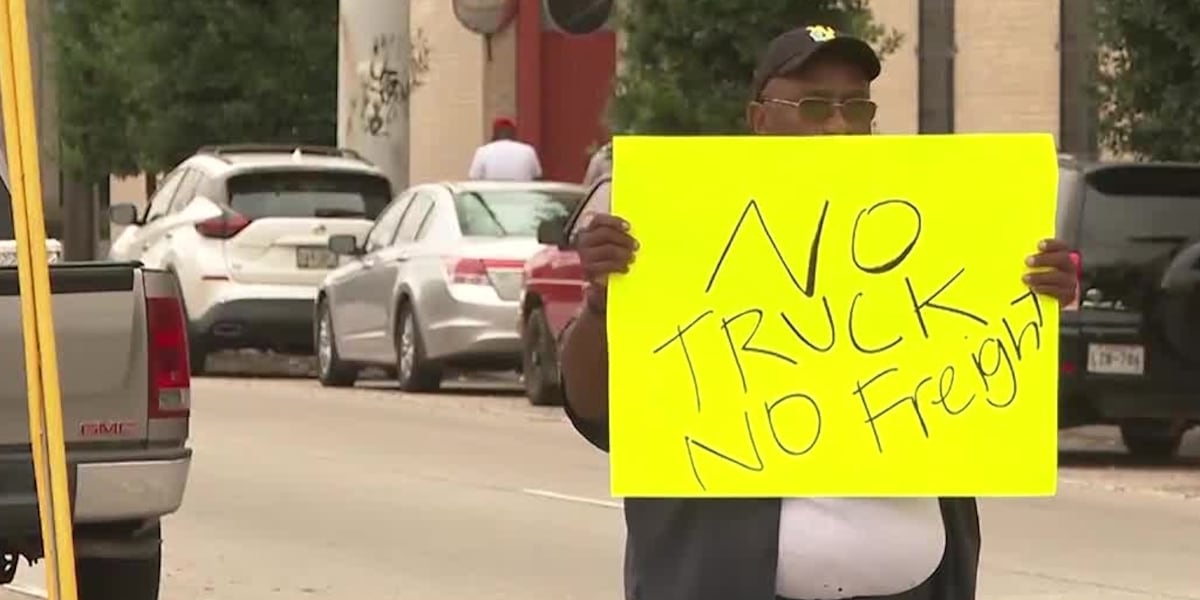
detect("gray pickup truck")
[1,169,192,599]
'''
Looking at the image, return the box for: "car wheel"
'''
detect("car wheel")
[316,300,358,387]
[395,302,442,393]
[1120,420,1184,460]
[76,551,161,600]
[188,338,208,376]
[522,307,564,406]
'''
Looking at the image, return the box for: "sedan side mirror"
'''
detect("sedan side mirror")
[328,233,364,257]
[108,203,142,226]
[536,217,568,249]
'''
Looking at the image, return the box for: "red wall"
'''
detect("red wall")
[516,0,616,184]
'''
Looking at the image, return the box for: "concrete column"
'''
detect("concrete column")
[409,0,486,184]
[338,0,413,191]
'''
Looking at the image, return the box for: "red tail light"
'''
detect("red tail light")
[445,257,525,286]
[1066,250,1082,310]
[147,294,191,419]
[195,211,252,239]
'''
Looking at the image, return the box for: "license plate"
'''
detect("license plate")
[1086,343,1145,375]
[296,247,338,270]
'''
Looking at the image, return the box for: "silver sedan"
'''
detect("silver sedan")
[315,180,586,391]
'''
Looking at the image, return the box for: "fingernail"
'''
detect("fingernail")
[1022,274,1032,283]
[1025,255,1035,267]
[621,221,631,231]
[1038,240,1048,251]
[633,241,640,250]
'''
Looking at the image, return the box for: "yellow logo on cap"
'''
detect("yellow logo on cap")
[806,25,836,42]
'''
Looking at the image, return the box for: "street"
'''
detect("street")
[5,372,1200,600]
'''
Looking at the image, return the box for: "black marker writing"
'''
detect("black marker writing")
[848,292,904,354]
[932,365,973,415]
[721,309,798,394]
[972,336,1019,408]
[1003,290,1045,360]
[854,367,930,454]
[653,310,714,412]
[684,412,765,491]
[780,296,836,352]
[905,268,989,339]
[705,198,830,297]
[765,393,823,456]
[851,199,923,274]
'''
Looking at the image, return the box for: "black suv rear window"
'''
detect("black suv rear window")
[228,170,393,220]
[1079,165,1200,267]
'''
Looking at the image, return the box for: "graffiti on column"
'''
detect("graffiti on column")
[351,30,431,138]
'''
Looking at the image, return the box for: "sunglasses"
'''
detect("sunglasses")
[760,97,878,125]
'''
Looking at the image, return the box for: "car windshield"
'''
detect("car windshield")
[454,189,584,238]
[228,170,393,220]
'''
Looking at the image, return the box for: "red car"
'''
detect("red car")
[519,177,612,405]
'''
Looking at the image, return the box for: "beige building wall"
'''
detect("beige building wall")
[408,0,487,184]
[955,0,1061,138]
[870,0,919,134]
[482,26,518,132]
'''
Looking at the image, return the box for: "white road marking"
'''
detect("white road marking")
[521,488,622,509]
[4,582,47,598]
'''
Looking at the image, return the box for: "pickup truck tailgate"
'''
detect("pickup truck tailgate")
[0,263,149,446]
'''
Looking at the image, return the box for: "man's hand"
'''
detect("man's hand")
[575,213,638,313]
[1023,238,1078,307]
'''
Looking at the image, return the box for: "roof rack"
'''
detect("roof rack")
[197,144,367,162]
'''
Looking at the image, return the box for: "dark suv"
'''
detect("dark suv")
[1058,155,1200,458]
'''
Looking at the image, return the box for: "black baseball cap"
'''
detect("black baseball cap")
[751,24,882,99]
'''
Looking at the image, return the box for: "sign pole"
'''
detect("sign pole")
[0,1,80,598]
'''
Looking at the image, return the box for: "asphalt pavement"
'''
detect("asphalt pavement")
[4,371,1200,600]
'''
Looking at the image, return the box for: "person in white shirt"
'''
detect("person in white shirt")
[558,24,1082,600]
[467,117,543,181]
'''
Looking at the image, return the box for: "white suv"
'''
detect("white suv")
[108,145,393,374]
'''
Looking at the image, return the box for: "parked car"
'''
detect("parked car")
[316,180,587,391]
[107,144,393,374]
[3,157,192,600]
[520,176,611,405]
[1057,155,1200,458]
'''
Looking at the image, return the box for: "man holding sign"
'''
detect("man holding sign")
[559,25,1078,600]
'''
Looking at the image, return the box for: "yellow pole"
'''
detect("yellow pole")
[0,0,80,598]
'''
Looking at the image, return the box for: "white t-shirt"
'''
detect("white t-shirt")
[775,498,946,599]
[467,139,542,181]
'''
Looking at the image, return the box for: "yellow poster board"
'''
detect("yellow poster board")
[607,134,1059,498]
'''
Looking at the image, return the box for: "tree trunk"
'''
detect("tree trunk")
[61,176,95,261]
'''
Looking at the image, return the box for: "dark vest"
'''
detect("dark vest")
[564,402,981,600]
